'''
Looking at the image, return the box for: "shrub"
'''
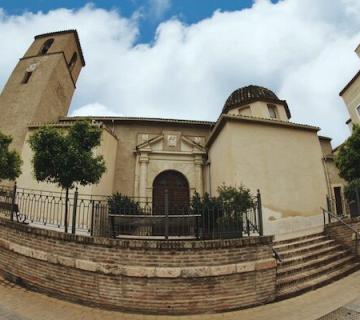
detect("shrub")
[108,193,141,215]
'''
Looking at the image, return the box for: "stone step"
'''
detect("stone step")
[277,250,350,277]
[277,255,356,288]
[278,239,336,258]
[280,244,343,267]
[274,232,325,246]
[276,261,360,301]
[273,235,328,252]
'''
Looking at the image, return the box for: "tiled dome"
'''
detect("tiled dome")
[222,85,290,118]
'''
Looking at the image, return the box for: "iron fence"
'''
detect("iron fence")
[0,184,264,240]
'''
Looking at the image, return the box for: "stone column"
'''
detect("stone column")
[194,155,204,196]
[139,152,149,199]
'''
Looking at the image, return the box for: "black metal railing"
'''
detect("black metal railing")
[0,184,264,240]
[322,207,359,255]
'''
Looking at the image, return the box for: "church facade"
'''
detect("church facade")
[0,30,347,235]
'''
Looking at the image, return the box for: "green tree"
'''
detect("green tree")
[29,121,106,232]
[335,124,360,212]
[0,131,22,182]
[335,124,360,182]
[217,184,254,214]
[191,185,254,238]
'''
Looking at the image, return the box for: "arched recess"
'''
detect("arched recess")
[152,170,190,214]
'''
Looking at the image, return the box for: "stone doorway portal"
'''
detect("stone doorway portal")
[152,170,190,215]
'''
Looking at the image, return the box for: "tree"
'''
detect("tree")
[335,124,360,214]
[0,131,22,182]
[29,121,106,232]
[335,125,360,182]
[191,184,254,238]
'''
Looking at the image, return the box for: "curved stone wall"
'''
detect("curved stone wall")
[0,217,276,314]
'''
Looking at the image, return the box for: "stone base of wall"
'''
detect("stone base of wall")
[325,217,360,256]
[0,218,276,314]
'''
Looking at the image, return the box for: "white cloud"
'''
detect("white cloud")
[0,0,359,146]
[148,0,171,19]
[70,102,123,117]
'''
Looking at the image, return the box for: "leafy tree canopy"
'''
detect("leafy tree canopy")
[217,184,254,214]
[335,124,360,182]
[29,120,106,190]
[0,131,22,181]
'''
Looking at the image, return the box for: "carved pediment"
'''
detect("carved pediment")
[136,132,206,154]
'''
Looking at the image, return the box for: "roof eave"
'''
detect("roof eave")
[339,69,360,96]
[206,115,319,149]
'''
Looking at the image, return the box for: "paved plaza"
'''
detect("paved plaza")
[0,270,360,320]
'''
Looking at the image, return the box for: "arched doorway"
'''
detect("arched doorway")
[152,170,190,215]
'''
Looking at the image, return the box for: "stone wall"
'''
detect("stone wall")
[325,217,360,255]
[0,217,276,314]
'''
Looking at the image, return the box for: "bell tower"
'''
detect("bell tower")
[0,30,85,152]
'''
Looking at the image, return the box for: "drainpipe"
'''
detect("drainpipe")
[322,157,333,211]
[206,160,211,197]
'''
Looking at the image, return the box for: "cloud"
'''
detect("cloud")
[147,0,171,19]
[0,0,359,146]
[70,103,123,117]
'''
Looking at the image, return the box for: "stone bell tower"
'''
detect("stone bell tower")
[0,30,85,152]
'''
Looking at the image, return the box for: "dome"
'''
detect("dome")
[222,85,291,118]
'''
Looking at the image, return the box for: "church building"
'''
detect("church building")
[0,30,346,235]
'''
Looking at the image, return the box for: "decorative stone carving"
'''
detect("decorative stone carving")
[167,135,177,147]
[194,137,202,144]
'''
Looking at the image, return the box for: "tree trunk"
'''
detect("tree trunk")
[64,187,69,233]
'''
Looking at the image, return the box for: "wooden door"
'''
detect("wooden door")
[152,170,190,215]
[334,186,343,216]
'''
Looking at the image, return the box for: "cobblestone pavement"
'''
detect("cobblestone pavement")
[317,296,360,320]
[0,271,360,320]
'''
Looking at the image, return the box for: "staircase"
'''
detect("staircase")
[274,232,360,300]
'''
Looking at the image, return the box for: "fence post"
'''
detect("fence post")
[71,187,78,235]
[90,200,95,237]
[257,189,264,236]
[195,215,200,239]
[10,182,17,222]
[164,189,169,240]
[355,232,359,256]
[356,188,360,218]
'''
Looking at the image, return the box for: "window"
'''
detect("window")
[238,106,251,116]
[267,104,278,119]
[68,52,77,72]
[39,38,54,55]
[21,71,32,84]
[357,105,360,117]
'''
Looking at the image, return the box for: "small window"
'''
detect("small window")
[267,104,278,119]
[357,105,360,116]
[238,106,251,116]
[39,38,54,55]
[68,52,77,72]
[21,71,32,84]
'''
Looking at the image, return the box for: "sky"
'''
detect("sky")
[0,0,359,146]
